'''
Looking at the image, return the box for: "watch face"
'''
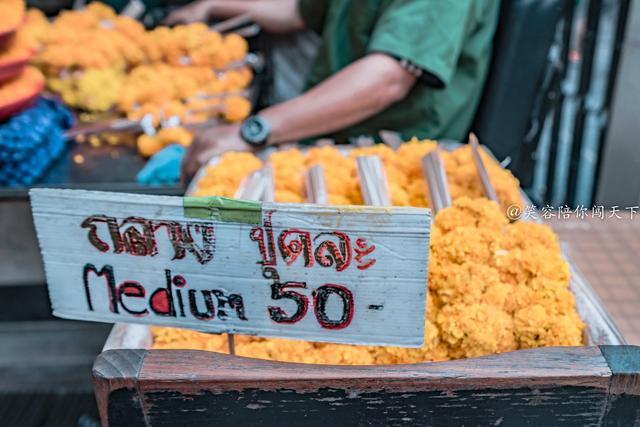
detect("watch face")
[242,116,270,146]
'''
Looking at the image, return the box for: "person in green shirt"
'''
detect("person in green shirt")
[166,0,500,178]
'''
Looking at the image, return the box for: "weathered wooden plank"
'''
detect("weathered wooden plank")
[93,349,147,427]
[93,346,623,426]
[137,386,607,426]
[601,345,640,396]
[137,347,610,393]
[31,188,431,347]
[600,345,640,425]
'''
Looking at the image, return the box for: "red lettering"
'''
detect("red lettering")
[354,237,376,270]
[314,232,352,271]
[278,229,314,267]
[117,281,148,317]
[250,210,277,266]
[81,216,123,253]
[149,270,176,316]
[81,215,216,265]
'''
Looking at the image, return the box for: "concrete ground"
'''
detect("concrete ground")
[550,213,640,344]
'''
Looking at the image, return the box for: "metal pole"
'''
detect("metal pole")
[228,334,236,355]
[567,0,603,206]
[546,1,577,203]
[592,0,632,203]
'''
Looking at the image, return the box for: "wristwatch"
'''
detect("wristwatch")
[239,115,271,148]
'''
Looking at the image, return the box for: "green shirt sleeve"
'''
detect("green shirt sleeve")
[368,0,474,87]
[297,0,330,34]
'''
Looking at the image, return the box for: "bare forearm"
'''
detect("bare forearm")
[201,0,304,32]
[261,53,417,144]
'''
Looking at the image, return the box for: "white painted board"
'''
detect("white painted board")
[30,189,431,347]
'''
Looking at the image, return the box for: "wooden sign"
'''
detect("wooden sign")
[30,189,431,347]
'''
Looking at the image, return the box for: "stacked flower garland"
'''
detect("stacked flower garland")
[153,141,585,364]
[15,2,253,156]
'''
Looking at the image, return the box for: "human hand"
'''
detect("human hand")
[163,0,212,25]
[181,124,251,182]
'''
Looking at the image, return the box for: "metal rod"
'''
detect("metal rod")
[378,130,403,149]
[234,169,266,201]
[210,12,253,33]
[421,148,451,214]
[355,136,375,147]
[567,0,603,206]
[194,90,250,100]
[64,119,140,140]
[469,133,500,204]
[305,165,329,204]
[261,165,275,202]
[227,333,236,355]
[316,138,335,147]
[356,156,391,206]
[435,151,451,208]
[546,1,576,203]
[64,114,222,140]
[226,166,269,355]
[234,23,261,38]
[591,0,632,203]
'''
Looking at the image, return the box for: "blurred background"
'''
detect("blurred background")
[1,0,639,425]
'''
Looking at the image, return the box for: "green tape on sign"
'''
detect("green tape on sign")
[183,196,262,224]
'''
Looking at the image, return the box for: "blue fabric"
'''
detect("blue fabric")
[137,144,185,185]
[0,97,74,187]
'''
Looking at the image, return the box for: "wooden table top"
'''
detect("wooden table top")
[549,213,640,345]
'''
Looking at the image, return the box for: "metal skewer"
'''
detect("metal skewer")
[64,118,140,140]
[355,136,375,147]
[378,130,403,149]
[315,138,335,147]
[209,12,261,37]
[356,156,391,206]
[421,148,452,214]
[469,133,500,204]
[64,113,225,141]
[223,167,269,355]
[261,165,275,203]
[234,168,266,202]
[305,165,329,205]
[194,89,250,100]
[210,12,253,33]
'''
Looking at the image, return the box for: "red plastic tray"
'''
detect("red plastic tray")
[0,25,18,50]
[0,56,30,83]
[0,79,44,121]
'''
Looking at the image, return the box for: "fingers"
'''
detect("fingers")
[163,12,185,26]
[163,7,195,25]
[182,145,214,184]
[180,145,197,185]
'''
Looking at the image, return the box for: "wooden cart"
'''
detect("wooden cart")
[93,260,639,426]
[93,236,640,424]
[92,146,639,425]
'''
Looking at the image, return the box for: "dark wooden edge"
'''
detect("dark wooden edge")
[601,345,640,396]
[600,345,640,423]
[93,349,147,426]
[93,346,612,395]
[93,346,640,426]
[135,346,611,393]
